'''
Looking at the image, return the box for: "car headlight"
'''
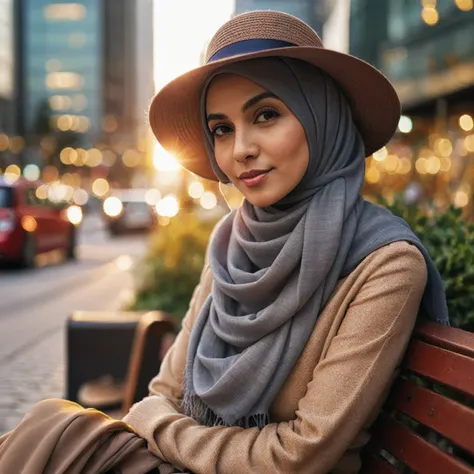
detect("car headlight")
[103,197,123,217]
[66,205,83,226]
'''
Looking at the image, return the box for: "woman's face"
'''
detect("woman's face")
[206,74,309,207]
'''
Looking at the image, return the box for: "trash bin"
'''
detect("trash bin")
[66,311,144,407]
[66,310,177,414]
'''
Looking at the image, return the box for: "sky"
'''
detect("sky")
[153,0,235,92]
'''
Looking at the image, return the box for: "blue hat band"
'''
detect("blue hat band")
[208,39,296,63]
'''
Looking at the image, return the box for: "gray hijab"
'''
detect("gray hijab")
[183,57,449,429]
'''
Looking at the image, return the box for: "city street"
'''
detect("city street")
[0,213,149,435]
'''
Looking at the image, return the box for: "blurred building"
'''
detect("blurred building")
[350,1,474,215]
[102,0,154,152]
[102,0,154,188]
[19,0,102,143]
[234,0,334,34]
[351,0,474,110]
[0,0,155,191]
[0,0,16,168]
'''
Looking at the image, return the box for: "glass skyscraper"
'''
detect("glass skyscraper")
[21,0,102,142]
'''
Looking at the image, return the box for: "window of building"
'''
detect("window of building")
[45,72,84,90]
[44,3,86,21]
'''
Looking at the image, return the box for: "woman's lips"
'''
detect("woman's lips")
[240,169,272,187]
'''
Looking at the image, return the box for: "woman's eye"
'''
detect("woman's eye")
[211,125,232,137]
[255,109,280,123]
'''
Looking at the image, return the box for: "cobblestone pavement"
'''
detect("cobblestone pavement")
[0,330,64,434]
[0,217,148,436]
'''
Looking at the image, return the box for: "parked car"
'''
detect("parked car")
[0,177,81,267]
[102,189,156,236]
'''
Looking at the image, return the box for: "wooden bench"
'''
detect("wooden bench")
[68,313,474,472]
[362,321,474,474]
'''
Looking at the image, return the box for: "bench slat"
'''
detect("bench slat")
[417,322,474,359]
[388,379,474,455]
[361,453,399,474]
[405,340,474,397]
[371,413,474,474]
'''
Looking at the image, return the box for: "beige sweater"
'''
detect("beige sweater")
[124,241,427,474]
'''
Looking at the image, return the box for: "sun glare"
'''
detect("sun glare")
[153,0,234,92]
[153,143,181,172]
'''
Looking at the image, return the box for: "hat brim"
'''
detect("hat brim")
[149,46,400,181]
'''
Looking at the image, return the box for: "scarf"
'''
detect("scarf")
[183,57,449,429]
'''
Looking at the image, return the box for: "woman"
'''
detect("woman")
[123,10,449,474]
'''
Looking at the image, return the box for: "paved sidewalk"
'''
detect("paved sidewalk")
[0,330,64,435]
[0,231,146,436]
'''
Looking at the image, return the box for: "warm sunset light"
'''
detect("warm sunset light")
[153,0,234,92]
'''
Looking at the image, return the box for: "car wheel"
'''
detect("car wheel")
[66,226,76,260]
[20,233,36,269]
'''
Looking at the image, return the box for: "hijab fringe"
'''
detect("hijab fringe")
[183,390,269,430]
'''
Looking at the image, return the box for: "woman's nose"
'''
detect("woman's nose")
[233,130,258,163]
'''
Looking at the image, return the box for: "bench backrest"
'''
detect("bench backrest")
[363,322,474,474]
[122,311,176,413]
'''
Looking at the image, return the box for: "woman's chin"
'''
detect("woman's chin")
[242,189,280,208]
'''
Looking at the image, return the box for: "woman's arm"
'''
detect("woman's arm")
[125,243,427,474]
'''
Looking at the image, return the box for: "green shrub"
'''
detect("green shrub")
[381,194,474,331]
[129,212,219,322]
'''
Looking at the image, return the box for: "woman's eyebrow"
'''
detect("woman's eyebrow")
[206,91,278,123]
[207,113,227,122]
[242,91,277,112]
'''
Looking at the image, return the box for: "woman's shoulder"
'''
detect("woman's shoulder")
[357,240,428,288]
[369,240,426,264]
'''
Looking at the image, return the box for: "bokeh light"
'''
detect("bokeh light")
[156,195,179,217]
[145,188,162,205]
[122,149,141,168]
[115,255,134,272]
[36,185,49,200]
[398,116,413,133]
[465,135,474,152]
[200,191,217,210]
[459,114,474,131]
[86,148,103,167]
[421,7,439,26]
[66,205,83,226]
[455,0,473,11]
[373,147,388,162]
[188,181,205,199]
[103,197,123,217]
[73,189,89,206]
[92,178,110,197]
[4,165,21,184]
[23,164,41,181]
[21,216,37,233]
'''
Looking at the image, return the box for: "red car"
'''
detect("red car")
[0,177,79,267]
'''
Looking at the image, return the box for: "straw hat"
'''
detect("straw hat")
[149,10,400,181]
